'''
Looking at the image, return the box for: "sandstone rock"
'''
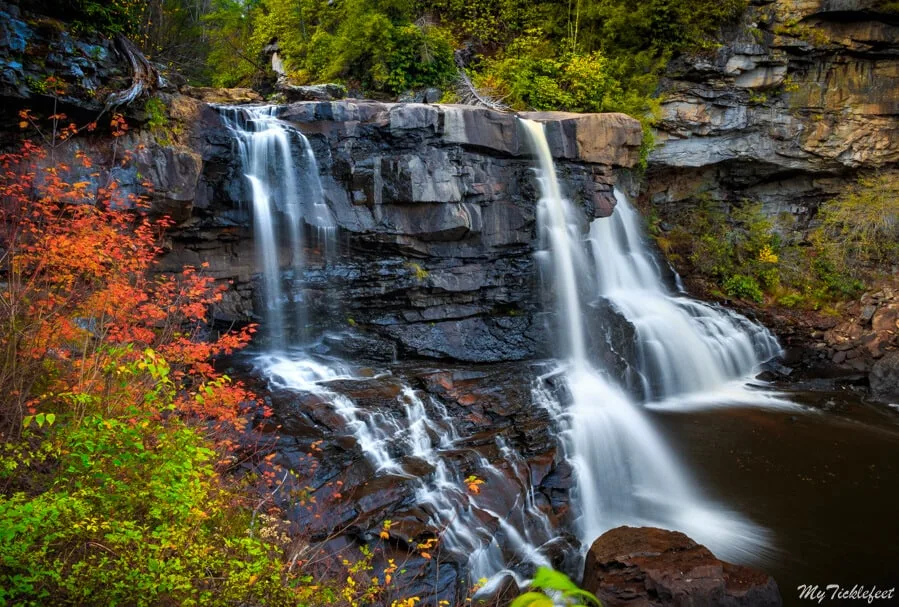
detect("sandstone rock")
[583,526,782,607]
[520,111,643,167]
[180,86,263,104]
[871,303,898,333]
[645,1,899,216]
[870,351,899,403]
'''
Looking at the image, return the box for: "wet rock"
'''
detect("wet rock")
[870,351,899,403]
[583,526,782,607]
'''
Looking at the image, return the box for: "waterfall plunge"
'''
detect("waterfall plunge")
[521,119,772,562]
[589,190,782,403]
[220,105,336,348]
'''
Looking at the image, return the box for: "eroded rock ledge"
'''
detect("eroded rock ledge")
[165,100,642,363]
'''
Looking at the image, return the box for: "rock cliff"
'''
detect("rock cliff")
[163,101,642,363]
[645,0,899,222]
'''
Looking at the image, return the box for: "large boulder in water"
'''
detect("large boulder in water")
[582,526,781,607]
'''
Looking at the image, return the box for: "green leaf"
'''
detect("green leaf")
[510,591,555,607]
[35,413,46,428]
[22,416,33,429]
[45,413,56,426]
[532,567,580,593]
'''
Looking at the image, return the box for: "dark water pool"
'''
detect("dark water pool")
[652,389,899,606]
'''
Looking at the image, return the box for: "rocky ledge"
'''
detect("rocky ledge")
[162,100,642,363]
[583,526,782,607]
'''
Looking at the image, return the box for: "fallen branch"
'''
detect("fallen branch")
[452,52,510,112]
[105,35,161,110]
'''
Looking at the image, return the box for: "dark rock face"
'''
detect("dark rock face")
[162,101,642,363]
[871,350,899,403]
[0,1,130,116]
[583,526,782,607]
[252,360,576,606]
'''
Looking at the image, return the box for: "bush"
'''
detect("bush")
[723,274,764,303]
[0,411,301,606]
[815,174,899,268]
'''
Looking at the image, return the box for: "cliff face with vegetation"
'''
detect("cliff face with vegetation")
[643,0,899,379]
[647,0,899,214]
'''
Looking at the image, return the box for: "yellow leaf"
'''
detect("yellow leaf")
[420,552,431,560]
[18,121,28,129]
[380,531,390,540]
[248,574,258,586]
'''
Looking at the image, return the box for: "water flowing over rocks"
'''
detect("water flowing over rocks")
[162,101,642,363]
[642,0,899,382]
[582,526,782,607]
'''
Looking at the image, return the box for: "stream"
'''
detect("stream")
[220,105,898,604]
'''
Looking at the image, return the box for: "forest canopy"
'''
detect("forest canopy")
[46,0,748,118]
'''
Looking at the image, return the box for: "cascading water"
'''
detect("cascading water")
[589,189,782,402]
[224,107,558,589]
[219,105,336,347]
[263,357,558,585]
[521,119,772,562]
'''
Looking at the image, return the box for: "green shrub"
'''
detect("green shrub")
[777,292,806,308]
[815,174,899,267]
[723,274,764,303]
[0,413,301,606]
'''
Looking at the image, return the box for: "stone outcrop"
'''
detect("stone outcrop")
[180,86,263,104]
[646,0,899,221]
[164,101,642,362]
[582,526,782,607]
[870,350,899,403]
[0,1,134,116]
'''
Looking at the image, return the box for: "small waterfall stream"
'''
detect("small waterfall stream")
[521,119,774,562]
[589,189,782,401]
[220,105,336,347]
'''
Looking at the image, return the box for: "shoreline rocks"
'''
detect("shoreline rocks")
[583,526,782,607]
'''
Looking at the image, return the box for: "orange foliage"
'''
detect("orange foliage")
[0,114,258,437]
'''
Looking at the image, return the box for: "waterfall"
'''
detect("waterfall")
[589,189,782,401]
[521,119,771,562]
[219,105,335,347]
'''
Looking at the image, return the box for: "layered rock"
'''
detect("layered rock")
[645,0,899,221]
[164,101,642,362]
[247,361,577,606]
[582,526,782,607]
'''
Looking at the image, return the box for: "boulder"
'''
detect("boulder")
[870,350,899,403]
[583,526,781,607]
[279,82,347,102]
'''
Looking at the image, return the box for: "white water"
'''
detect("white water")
[220,106,336,347]
[589,189,782,401]
[521,119,773,562]
[262,355,557,583]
